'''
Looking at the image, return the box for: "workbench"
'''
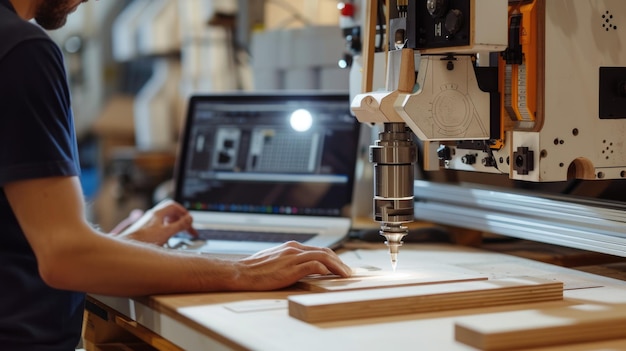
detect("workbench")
[83,242,626,351]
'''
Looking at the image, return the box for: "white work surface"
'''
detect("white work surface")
[94,243,626,350]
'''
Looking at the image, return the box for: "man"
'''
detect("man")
[0,0,352,350]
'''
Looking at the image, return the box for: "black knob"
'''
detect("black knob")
[445,9,463,37]
[461,154,476,165]
[436,145,452,161]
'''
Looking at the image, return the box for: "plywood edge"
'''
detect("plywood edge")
[289,277,563,323]
[454,303,626,350]
[296,268,489,292]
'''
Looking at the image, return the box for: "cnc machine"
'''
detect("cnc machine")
[347,0,626,263]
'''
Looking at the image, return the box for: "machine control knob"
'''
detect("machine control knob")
[445,9,463,38]
[426,0,448,18]
[461,154,477,165]
[436,145,452,161]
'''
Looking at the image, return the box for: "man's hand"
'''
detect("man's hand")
[118,200,197,246]
[5,176,349,295]
[231,241,352,291]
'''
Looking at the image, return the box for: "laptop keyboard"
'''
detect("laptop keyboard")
[196,229,317,243]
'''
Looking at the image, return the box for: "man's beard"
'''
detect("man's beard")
[34,0,76,30]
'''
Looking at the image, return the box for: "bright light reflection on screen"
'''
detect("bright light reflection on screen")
[290,109,313,132]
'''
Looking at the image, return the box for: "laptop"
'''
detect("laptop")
[171,92,361,256]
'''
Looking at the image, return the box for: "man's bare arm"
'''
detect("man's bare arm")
[4,176,350,295]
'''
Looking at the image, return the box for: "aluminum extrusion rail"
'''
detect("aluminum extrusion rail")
[413,180,626,257]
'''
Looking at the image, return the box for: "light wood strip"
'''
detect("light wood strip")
[288,277,563,323]
[454,303,626,350]
[360,0,378,93]
[296,268,487,292]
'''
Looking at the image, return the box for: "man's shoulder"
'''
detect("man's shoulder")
[0,6,53,61]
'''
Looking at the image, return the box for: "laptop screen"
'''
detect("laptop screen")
[174,93,361,218]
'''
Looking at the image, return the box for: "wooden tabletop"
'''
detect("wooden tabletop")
[92,243,626,350]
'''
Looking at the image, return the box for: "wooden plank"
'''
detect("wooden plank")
[454,303,626,351]
[360,0,378,93]
[288,277,563,323]
[296,268,487,292]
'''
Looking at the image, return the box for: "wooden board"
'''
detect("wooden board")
[288,277,563,323]
[360,0,378,93]
[296,268,487,292]
[454,303,626,351]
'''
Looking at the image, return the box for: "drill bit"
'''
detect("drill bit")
[381,225,408,271]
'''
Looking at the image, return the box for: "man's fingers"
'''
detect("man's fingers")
[295,260,332,277]
[152,201,189,219]
[248,247,351,278]
[291,251,351,277]
[166,214,195,234]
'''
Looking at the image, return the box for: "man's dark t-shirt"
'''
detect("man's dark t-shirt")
[0,1,85,349]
